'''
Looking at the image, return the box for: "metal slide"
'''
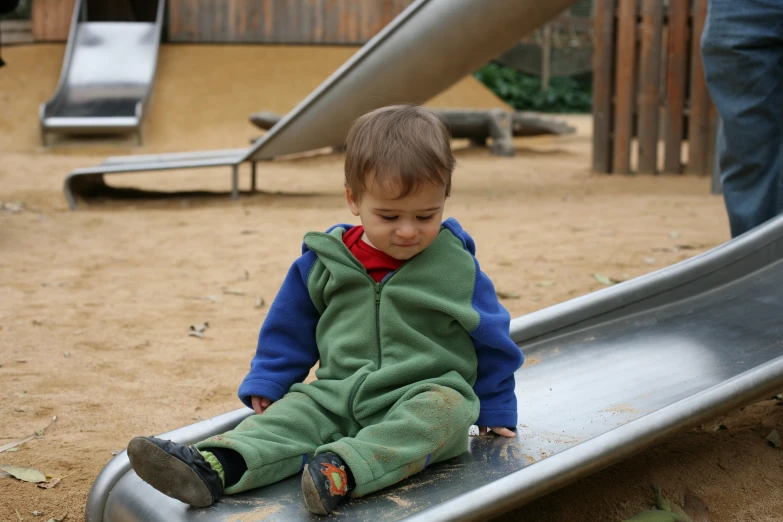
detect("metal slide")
[85,215,783,522]
[62,0,578,208]
[39,0,166,146]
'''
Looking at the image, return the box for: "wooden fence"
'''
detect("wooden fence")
[592,0,717,175]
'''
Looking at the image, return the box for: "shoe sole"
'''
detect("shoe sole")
[301,464,329,515]
[127,437,214,508]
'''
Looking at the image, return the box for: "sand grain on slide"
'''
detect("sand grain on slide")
[0,44,782,522]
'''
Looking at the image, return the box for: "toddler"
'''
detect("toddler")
[127,104,524,515]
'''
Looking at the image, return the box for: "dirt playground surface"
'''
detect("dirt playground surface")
[1,44,782,521]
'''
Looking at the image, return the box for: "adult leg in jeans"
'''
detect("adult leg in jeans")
[701,0,783,238]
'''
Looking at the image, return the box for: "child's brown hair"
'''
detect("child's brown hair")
[344,105,455,201]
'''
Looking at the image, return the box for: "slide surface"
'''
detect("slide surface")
[63,0,577,207]
[40,0,165,144]
[86,215,783,522]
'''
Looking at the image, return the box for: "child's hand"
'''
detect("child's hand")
[251,396,273,415]
[478,426,516,438]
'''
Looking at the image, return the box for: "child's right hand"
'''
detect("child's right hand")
[251,396,273,415]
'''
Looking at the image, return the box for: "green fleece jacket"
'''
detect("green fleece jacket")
[238,218,524,427]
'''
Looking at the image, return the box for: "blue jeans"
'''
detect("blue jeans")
[701,0,783,238]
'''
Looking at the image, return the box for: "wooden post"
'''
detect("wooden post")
[612,0,638,174]
[591,0,616,174]
[231,165,239,201]
[541,23,552,91]
[687,0,710,174]
[488,109,515,157]
[251,161,257,192]
[663,0,688,174]
[637,0,663,174]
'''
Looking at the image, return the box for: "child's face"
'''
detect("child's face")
[346,176,447,261]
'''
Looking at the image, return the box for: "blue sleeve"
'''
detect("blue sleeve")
[237,250,320,408]
[470,260,524,427]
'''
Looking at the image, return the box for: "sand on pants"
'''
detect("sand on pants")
[1,44,782,522]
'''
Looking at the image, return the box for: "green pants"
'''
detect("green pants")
[196,379,479,497]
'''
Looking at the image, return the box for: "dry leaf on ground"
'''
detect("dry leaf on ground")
[184,295,218,302]
[0,464,47,483]
[1,201,25,213]
[683,489,710,522]
[0,416,57,453]
[593,273,616,286]
[38,477,62,489]
[188,323,210,339]
[766,429,781,448]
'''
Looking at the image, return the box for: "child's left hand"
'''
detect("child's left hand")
[478,426,516,438]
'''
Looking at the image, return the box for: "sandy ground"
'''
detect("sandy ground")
[1,44,782,522]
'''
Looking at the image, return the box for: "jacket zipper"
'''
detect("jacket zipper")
[374,282,381,367]
[365,268,401,368]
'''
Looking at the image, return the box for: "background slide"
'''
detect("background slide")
[63,0,578,208]
[39,0,165,146]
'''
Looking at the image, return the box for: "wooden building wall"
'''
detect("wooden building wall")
[30,0,158,41]
[29,0,416,44]
[86,0,161,23]
[32,0,75,42]
[167,0,417,44]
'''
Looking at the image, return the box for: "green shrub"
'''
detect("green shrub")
[1,0,31,20]
[474,63,592,113]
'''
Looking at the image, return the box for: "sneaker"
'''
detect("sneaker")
[301,453,353,515]
[127,436,224,507]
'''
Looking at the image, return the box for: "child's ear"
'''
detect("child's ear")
[345,187,360,216]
